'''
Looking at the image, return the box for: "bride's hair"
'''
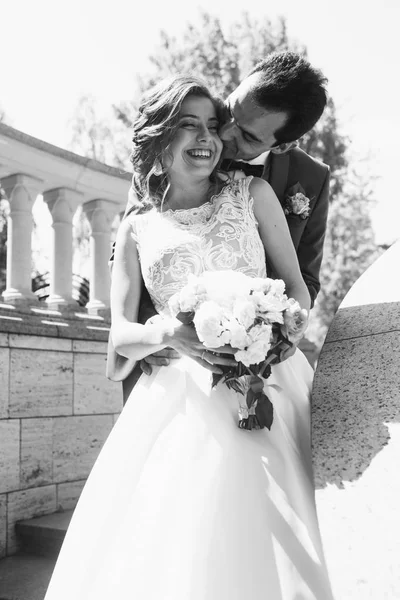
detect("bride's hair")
[130,75,224,209]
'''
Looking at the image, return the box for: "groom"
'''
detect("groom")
[107,51,330,401]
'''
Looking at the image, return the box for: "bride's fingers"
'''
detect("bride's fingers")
[201,350,238,367]
[212,344,237,355]
[193,356,223,374]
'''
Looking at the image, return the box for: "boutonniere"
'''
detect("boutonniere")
[283,183,311,220]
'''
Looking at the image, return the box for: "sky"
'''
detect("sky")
[1,0,399,244]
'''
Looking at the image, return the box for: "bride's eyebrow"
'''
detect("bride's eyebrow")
[179,114,200,119]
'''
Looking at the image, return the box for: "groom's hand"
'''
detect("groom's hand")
[140,348,181,376]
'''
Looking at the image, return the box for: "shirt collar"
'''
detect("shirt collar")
[246,151,270,166]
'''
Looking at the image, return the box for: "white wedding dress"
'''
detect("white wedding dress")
[45,177,334,600]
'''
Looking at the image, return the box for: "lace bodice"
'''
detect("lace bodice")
[129,176,267,314]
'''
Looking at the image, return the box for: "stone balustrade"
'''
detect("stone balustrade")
[312,239,400,599]
[0,122,131,311]
[0,124,131,557]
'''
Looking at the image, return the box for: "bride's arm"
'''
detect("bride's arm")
[110,218,227,370]
[110,218,172,361]
[250,177,311,313]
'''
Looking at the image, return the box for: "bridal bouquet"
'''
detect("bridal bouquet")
[168,270,308,431]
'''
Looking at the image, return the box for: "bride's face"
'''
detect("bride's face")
[164,95,223,179]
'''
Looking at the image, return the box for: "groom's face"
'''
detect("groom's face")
[220,73,288,161]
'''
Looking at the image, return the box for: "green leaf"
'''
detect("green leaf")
[255,393,274,430]
[212,372,225,388]
[176,311,195,325]
[246,388,257,409]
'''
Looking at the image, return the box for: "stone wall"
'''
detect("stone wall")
[312,240,400,599]
[0,306,122,557]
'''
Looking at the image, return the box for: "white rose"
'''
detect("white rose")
[232,298,256,329]
[248,322,272,344]
[269,279,286,297]
[282,299,308,343]
[252,292,287,323]
[178,288,200,313]
[224,318,250,349]
[235,339,270,367]
[250,277,273,294]
[193,301,225,348]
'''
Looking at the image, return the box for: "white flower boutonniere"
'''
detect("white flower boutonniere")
[284,183,311,220]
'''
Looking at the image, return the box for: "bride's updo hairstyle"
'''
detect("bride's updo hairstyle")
[130,75,224,209]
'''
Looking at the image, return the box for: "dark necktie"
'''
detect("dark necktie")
[220,159,264,178]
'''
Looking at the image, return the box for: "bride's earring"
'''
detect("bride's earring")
[154,159,163,176]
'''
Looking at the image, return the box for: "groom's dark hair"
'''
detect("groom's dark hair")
[248,52,328,144]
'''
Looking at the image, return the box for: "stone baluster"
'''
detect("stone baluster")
[1,174,42,304]
[43,187,83,309]
[83,199,117,315]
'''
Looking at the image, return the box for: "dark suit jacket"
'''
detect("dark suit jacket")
[107,146,330,402]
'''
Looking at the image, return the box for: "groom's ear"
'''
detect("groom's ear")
[271,141,298,154]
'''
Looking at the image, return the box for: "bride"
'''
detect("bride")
[44,76,334,600]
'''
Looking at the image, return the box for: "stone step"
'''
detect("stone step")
[0,553,56,600]
[15,510,73,558]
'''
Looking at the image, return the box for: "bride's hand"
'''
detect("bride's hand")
[166,323,238,374]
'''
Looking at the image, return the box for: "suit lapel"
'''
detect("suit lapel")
[265,152,291,204]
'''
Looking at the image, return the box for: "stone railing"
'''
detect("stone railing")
[312,240,400,599]
[0,124,131,557]
[0,122,131,311]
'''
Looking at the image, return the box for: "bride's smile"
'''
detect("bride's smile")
[166,95,223,178]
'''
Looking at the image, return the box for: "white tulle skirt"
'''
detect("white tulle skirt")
[44,350,334,600]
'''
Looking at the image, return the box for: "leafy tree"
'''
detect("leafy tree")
[313,171,381,335]
[114,12,304,125]
[68,95,130,169]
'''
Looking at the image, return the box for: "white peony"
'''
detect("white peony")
[224,318,251,349]
[247,322,273,344]
[232,298,256,329]
[193,301,226,348]
[282,299,308,343]
[235,338,271,367]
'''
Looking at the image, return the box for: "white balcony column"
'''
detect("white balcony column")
[1,173,42,303]
[83,199,117,314]
[43,187,83,309]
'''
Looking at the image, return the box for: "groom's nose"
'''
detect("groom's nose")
[219,120,237,142]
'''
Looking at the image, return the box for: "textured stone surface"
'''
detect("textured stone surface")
[312,241,400,599]
[0,347,10,418]
[9,334,72,352]
[312,330,400,489]
[9,349,73,417]
[72,339,108,354]
[20,418,53,488]
[73,353,122,414]
[7,485,57,553]
[325,301,400,343]
[0,332,9,347]
[0,553,56,600]
[0,420,20,493]
[316,423,400,600]
[57,480,86,511]
[0,494,7,558]
[52,415,113,482]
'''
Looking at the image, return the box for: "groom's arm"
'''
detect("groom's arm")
[297,167,330,307]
